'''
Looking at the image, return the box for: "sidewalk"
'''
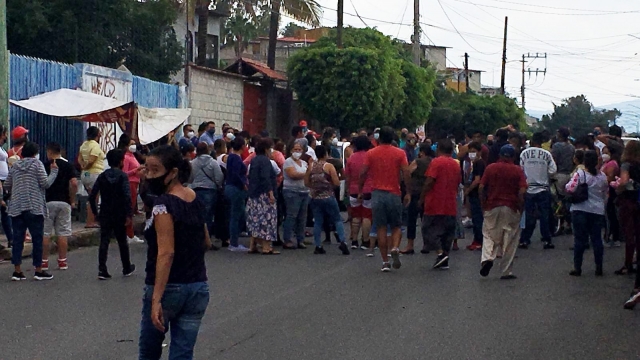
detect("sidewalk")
[0,214,147,261]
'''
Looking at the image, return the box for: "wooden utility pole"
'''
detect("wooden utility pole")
[0,0,7,138]
[337,0,344,48]
[464,52,470,93]
[413,0,420,65]
[267,1,281,70]
[521,54,525,108]
[500,16,508,95]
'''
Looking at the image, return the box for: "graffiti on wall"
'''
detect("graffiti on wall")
[83,75,131,153]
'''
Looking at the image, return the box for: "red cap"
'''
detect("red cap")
[11,126,28,139]
[299,120,308,127]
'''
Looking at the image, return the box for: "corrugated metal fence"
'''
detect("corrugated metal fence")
[132,75,179,109]
[9,54,84,162]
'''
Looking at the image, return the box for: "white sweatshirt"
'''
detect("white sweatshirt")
[520,147,557,194]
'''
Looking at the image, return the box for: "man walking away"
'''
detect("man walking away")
[479,145,527,279]
[421,140,462,270]
[6,142,58,281]
[465,141,486,251]
[89,150,136,280]
[551,127,575,195]
[42,143,77,271]
[359,126,411,272]
[519,132,558,249]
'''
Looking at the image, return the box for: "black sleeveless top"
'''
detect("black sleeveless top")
[144,193,208,286]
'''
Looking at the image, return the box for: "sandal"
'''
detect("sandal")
[283,243,297,250]
[262,250,281,255]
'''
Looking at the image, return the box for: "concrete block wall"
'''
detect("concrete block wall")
[188,66,243,130]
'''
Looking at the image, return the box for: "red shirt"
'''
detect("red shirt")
[364,145,408,196]
[480,160,527,212]
[424,156,461,216]
[345,151,373,194]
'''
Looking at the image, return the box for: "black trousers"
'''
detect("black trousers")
[98,218,132,274]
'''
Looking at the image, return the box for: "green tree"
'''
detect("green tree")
[281,22,307,37]
[223,2,271,57]
[8,0,183,82]
[540,95,621,137]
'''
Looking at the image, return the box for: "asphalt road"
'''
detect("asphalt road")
[0,229,639,360]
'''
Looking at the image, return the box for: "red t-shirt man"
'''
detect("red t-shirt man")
[480,157,527,212]
[363,144,408,196]
[424,156,461,216]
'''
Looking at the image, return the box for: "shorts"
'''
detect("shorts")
[349,194,372,219]
[371,190,403,229]
[44,201,73,237]
[81,172,99,191]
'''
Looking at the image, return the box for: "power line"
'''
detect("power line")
[348,0,369,27]
[436,0,499,55]
[451,0,640,16]
[477,0,640,13]
[396,0,410,38]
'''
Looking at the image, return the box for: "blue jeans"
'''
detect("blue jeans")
[139,282,210,360]
[468,196,484,244]
[225,185,247,247]
[282,190,309,245]
[571,211,605,271]
[311,197,345,247]
[11,211,44,267]
[520,191,552,245]
[194,188,217,237]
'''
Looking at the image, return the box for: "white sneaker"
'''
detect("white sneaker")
[128,236,144,244]
[462,218,473,228]
[229,245,249,252]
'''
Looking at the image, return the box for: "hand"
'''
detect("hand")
[51,160,58,169]
[0,201,6,208]
[125,217,132,227]
[269,194,276,204]
[151,301,165,332]
[403,194,411,207]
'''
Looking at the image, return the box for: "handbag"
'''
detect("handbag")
[568,170,589,204]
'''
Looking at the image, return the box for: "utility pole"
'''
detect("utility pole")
[337,0,344,48]
[500,16,508,95]
[413,0,421,65]
[521,52,548,109]
[464,52,470,93]
[0,0,7,138]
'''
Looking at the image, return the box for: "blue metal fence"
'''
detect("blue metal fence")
[132,75,179,109]
[9,54,83,162]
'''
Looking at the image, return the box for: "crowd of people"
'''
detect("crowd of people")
[3,119,640,357]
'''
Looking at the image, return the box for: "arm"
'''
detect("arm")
[304,158,313,188]
[564,171,581,194]
[122,174,133,218]
[465,175,482,196]
[83,155,98,170]
[210,160,224,188]
[69,178,78,206]
[284,161,306,180]
[548,157,557,176]
[401,162,412,204]
[617,168,631,195]
[325,163,340,187]
[151,208,175,332]
[39,162,58,189]
[358,164,369,196]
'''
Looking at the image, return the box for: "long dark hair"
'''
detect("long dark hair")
[149,145,191,184]
[584,150,599,176]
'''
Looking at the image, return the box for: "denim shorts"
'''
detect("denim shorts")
[371,190,403,229]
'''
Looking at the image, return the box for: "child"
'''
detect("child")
[89,149,135,280]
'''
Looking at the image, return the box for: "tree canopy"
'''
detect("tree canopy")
[287,27,436,132]
[281,22,308,37]
[539,95,621,137]
[8,0,183,82]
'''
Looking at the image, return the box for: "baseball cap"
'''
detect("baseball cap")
[499,144,516,158]
[11,126,28,139]
[299,120,308,127]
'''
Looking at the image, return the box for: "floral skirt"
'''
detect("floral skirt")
[246,193,278,241]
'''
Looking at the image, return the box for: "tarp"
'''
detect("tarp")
[137,107,192,145]
[9,88,133,120]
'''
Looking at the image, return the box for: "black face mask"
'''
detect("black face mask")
[146,172,170,195]
[487,140,494,146]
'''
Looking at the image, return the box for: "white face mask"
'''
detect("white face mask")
[602,154,611,163]
[187,131,195,139]
[331,138,339,146]
[292,151,302,160]
[226,133,235,141]
[129,145,137,153]
[469,152,477,160]
[374,133,380,140]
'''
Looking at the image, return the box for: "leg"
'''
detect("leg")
[311,200,324,248]
[500,208,522,276]
[226,187,241,247]
[27,213,45,270]
[441,216,457,255]
[127,182,138,238]
[11,214,26,272]
[589,214,605,272]
[377,226,389,262]
[295,195,310,245]
[114,221,133,273]
[168,283,210,360]
[572,211,588,273]
[43,205,53,262]
[56,202,72,265]
[98,220,112,274]
[519,193,536,245]
[282,190,300,245]
[469,196,484,245]
[481,208,500,265]
[404,195,419,251]
[618,199,636,269]
[1,203,13,248]
[537,191,553,242]
[328,198,346,243]
[139,285,167,360]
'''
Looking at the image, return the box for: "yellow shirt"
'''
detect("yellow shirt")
[79,140,105,174]
[542,140,552,152]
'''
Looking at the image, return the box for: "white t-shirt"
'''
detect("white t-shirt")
[0,147,8,180]
[520,147,557,194]
[217,154,227,169]
[283,157,308,192]
[306,147,318,161]
[594,140,606,153]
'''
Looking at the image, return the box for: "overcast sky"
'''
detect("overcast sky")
[282,0,640,113]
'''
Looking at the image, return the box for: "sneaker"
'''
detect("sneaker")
[11,271,26,281]
[57,259,68,270]
[41,259,49,271]
[543,242,555,250]
[569,269,582,277]
[624,291,640,310]
[34,271,54,281]
[229,245,250,252]
[420,248,430,254]
[339,242,351,255]
[467,242,482,251]
[390,248,402,270]
[128,236,144,244]
[462,217,473,228]
[500,274,517,280]
[518,243,529,250]
[439,258,450,270]
[366,251,375,258]
[433,254,449,269]
[297,243,307,250]
[123,264,136,277]
[381,262,391,272]
[314,246,326,255]
[596,267,604,277]
[98,271,112,280]
[351,241,359,249]
[360,241,370,250]
[480,260,494,277]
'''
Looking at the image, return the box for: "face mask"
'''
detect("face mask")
[331,138,338,146]
[408,139,416,146]
[593,130,601,136]
[146,172,170,195]
[207,128,216,136]
[302,127,308,134]
[401,133,407,139]
[129,145,137,153]
[374,133,379,140]
[602,154,611,163]
[292,151,302,160]
[187,131,195,139]
[469,152,477,160]
[226,133,235,141]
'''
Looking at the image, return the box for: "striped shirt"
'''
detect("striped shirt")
[5,158,58,217]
